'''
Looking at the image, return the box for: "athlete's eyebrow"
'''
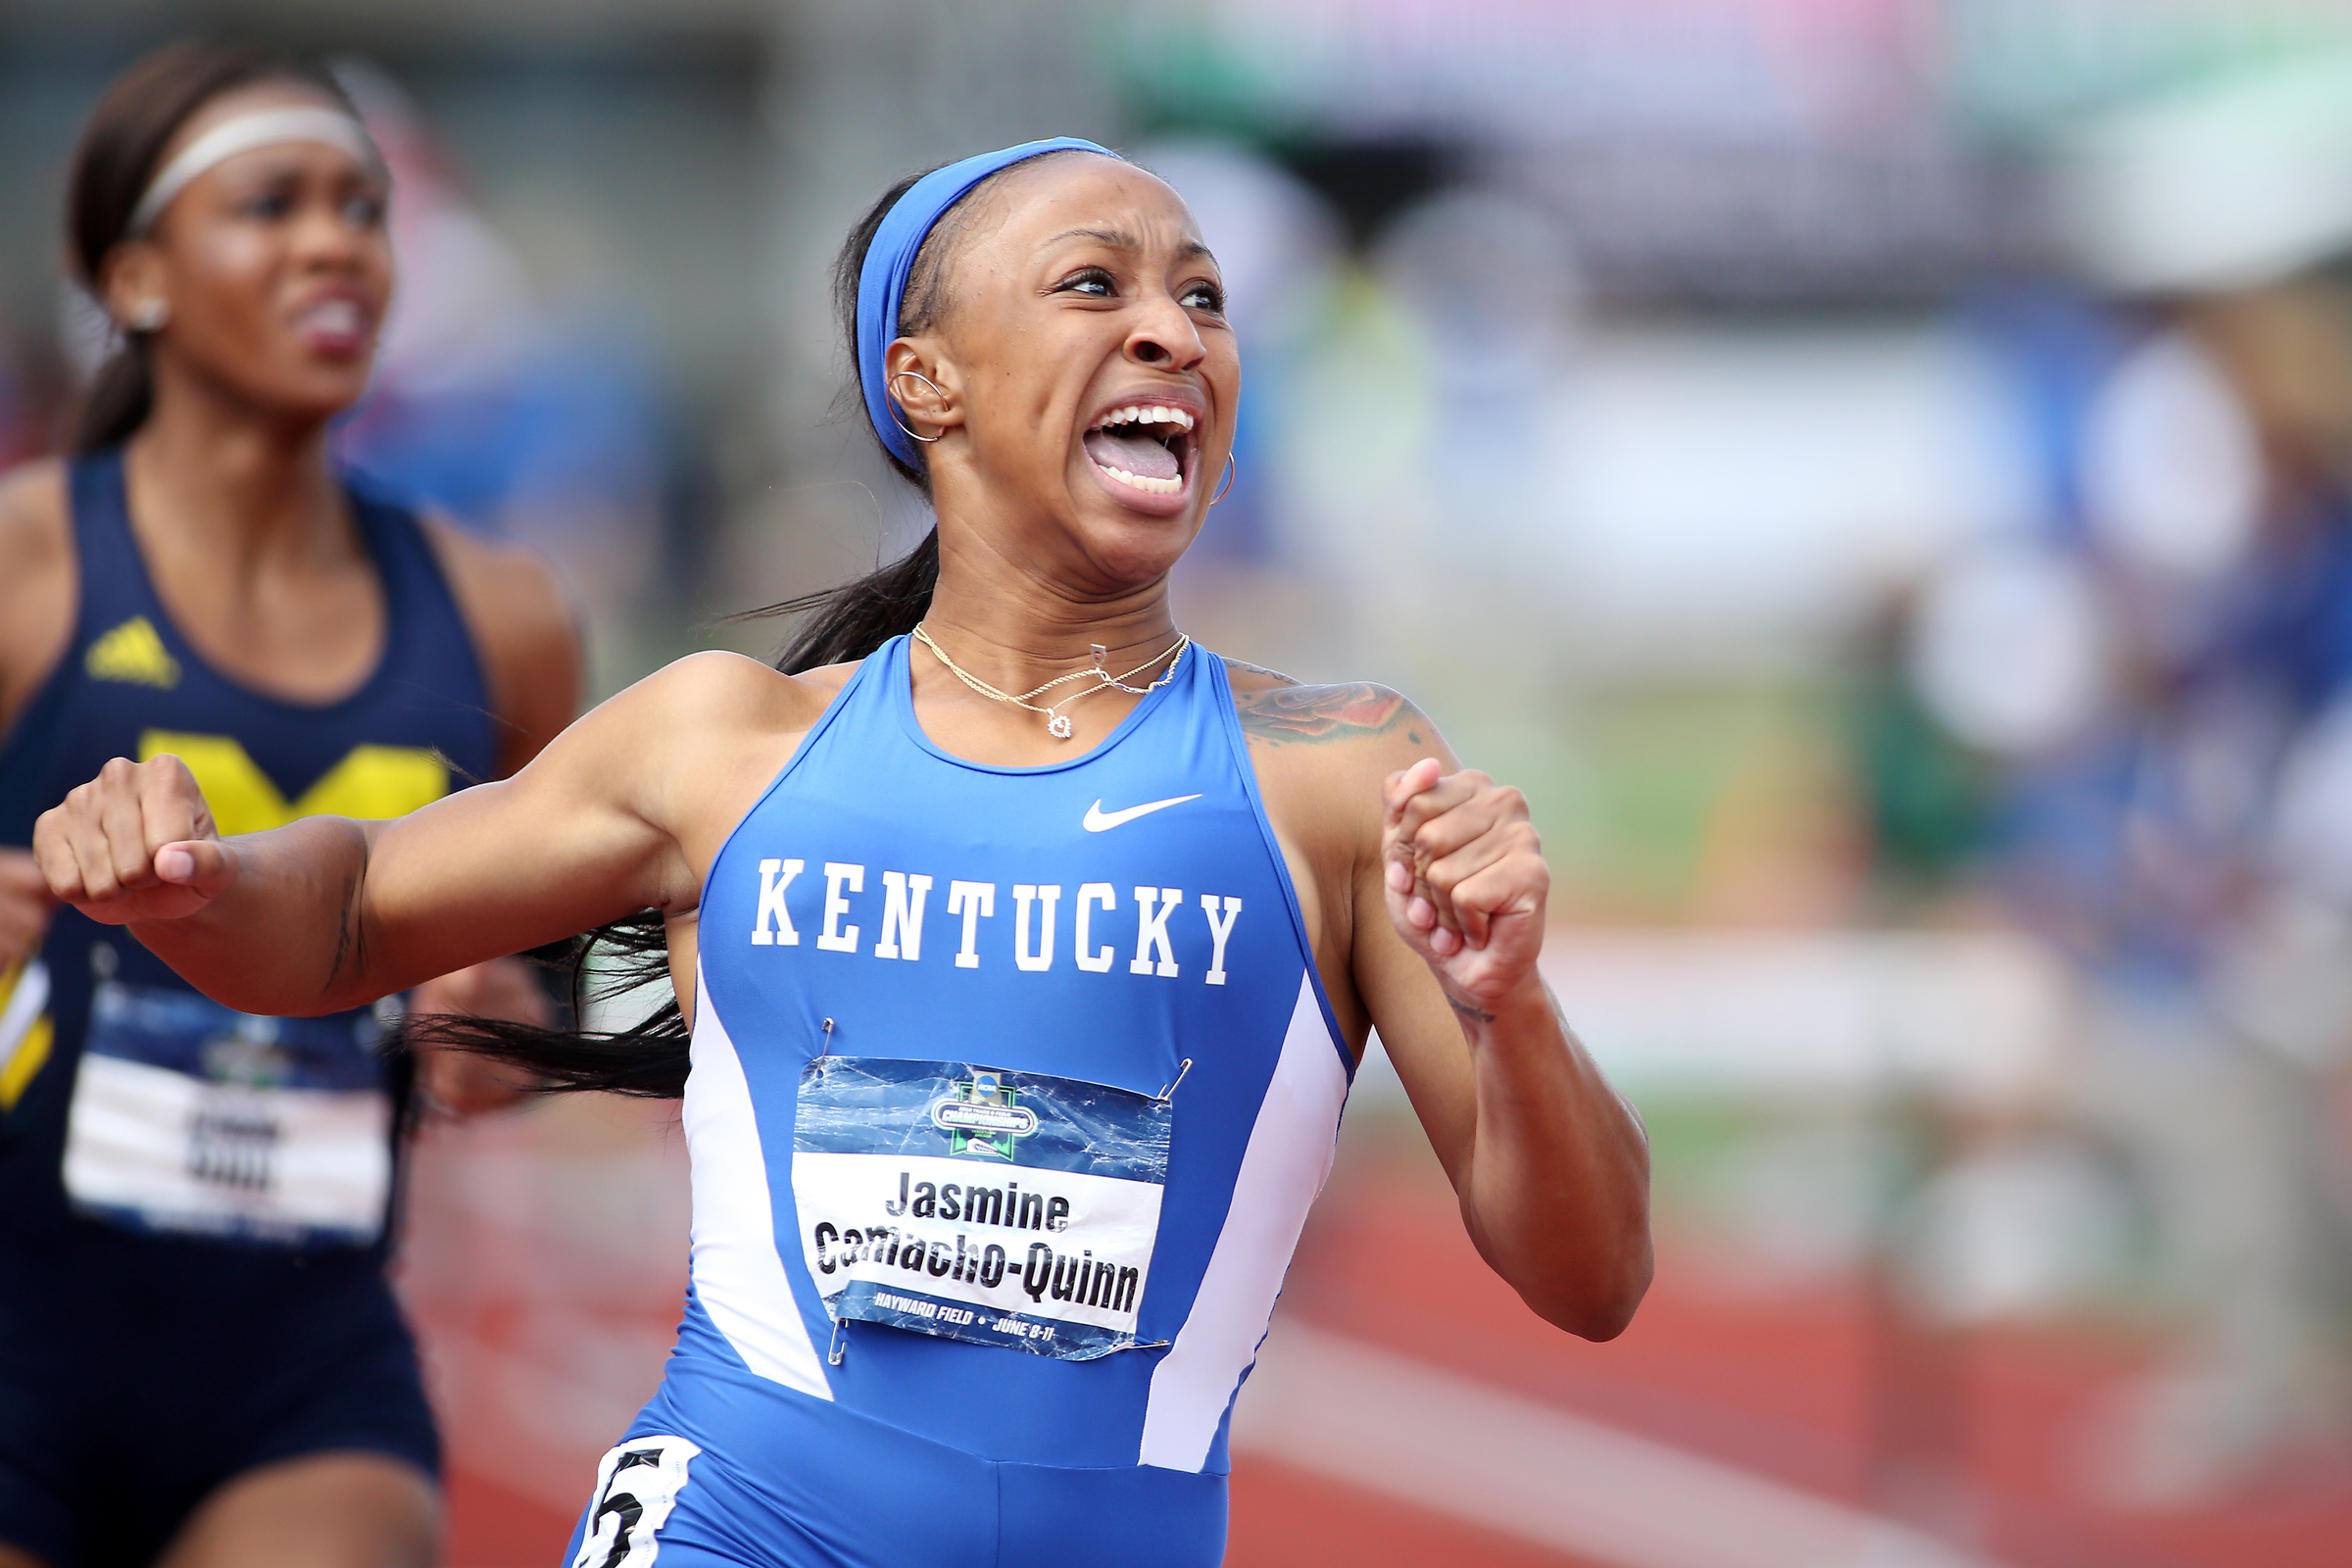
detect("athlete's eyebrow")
[1042,227,1217,266]
[1044,226,1139,250]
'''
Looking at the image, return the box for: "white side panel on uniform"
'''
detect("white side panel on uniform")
[684,970,833,1399]
[1139,973,1348,1471]
[569,1434,701,1568]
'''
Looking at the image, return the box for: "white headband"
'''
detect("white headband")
[126,107,383,238]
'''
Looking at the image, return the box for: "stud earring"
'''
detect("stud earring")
[125,299,170,333]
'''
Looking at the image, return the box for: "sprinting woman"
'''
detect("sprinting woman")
[0,41,578,1568]
[33,137,1648,1568]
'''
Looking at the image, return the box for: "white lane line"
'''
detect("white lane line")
[1231,1324,2005,1568]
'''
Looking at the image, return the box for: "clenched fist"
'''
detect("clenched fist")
[1383,758,1548,1017]
[32,755,236,925]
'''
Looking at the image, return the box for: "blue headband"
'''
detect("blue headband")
[857,137,1118,466]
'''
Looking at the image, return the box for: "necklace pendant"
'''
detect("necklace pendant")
[1048,714,1074,739]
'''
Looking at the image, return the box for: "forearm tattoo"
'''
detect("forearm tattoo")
[1446,993,1497,1025]
[325,855,368,996]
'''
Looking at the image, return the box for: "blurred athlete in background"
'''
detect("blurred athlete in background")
[0,41,578,1568]
[29,139,1648,1567]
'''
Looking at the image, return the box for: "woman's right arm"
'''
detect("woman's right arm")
[32,652,802,1017]
[0,462,74,973]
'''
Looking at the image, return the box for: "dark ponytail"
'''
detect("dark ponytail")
[63,40,354,452]
[417,159,1042,1098]
[758,163,953,669]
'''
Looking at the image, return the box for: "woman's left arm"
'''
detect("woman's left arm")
[422,517,583,780]
[410,521,586,1114]
[1351,751,1651,1340]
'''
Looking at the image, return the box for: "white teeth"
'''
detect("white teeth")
[302,300,362,333]
[1094,404,1195,432]
[1098,464,1183,497]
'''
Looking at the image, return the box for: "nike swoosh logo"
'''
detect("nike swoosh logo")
[1083,794,1202,832]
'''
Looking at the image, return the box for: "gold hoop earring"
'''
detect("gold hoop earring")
[888,369,947,445]
[1208,453,1237,506]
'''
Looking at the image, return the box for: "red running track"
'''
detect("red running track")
[403,1101,2352,1568]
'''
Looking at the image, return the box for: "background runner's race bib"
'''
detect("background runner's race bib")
[63,969,394,1246]
[792,1056,1170,1360]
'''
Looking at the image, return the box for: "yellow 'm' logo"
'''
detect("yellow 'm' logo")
[138,731,450,838]
[87,617,181,689]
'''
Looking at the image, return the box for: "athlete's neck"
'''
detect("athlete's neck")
[123,362,354,578]
[904,523,1188,763]
[922,519,1182,696]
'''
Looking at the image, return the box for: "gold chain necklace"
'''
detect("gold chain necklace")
[912,624,1191,740]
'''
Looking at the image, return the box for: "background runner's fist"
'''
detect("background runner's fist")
[32,755,234,925]
[1383,758,1549,1014]
[0,848,56,969]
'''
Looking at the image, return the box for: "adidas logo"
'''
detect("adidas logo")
[86,617,180,690]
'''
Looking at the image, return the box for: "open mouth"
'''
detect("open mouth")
[1081,404,1196,498]
[292,297,372,354]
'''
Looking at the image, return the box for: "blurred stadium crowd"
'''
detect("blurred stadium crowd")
[9,1,2352,1565]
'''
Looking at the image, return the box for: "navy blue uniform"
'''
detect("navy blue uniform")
[0,449,496,1568]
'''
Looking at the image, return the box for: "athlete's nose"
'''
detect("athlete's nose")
[1124,292,1206,372]
[291,192,372,273]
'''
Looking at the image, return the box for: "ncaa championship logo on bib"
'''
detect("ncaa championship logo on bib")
[793,1056,1171,1359]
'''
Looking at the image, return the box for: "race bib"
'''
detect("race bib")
[63,971,394,1246]
[792,1056,1170,1360]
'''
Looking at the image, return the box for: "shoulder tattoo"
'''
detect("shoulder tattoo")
[1230,674,1425,748]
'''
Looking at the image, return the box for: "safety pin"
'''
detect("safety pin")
[816,1016,835,1061]
[1155,1057,1194,1103]
[827,1317,849,1366]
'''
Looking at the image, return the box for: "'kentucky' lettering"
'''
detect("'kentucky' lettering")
[748,857,1241,983]
[752,858,803,946]
[1012,884,1059,972]
[1075,883,1116,972]
[1201,895,1242,986]
[1131,886,1182,977]
[817,862,864,952]
[948,881,994,968]
[874,871,932,961]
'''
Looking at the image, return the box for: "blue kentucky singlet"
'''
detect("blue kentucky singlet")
[0,447,497,1274]
[583,633,1354,1568]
